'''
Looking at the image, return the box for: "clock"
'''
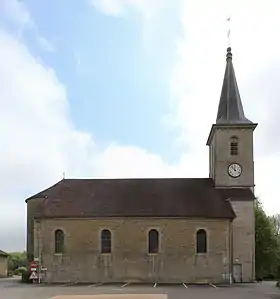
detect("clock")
[228,163,242,178]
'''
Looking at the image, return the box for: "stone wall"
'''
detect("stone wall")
[230,201,255,282]
[33,218,231,283]
[209,127,255,188]
[0,256,8,277]
[26,198,45,262]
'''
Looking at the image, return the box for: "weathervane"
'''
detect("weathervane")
[227,16,231,46]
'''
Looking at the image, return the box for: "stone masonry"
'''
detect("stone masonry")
[230,200,255,282]
[207,125,256,282]
[34,218,231,284]
[0,253,8,277]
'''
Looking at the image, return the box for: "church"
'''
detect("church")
[26,47,257,284]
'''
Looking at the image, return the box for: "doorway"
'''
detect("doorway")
[233,263,242,283]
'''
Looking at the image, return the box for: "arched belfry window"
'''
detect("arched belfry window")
[148,229,159,254]
[196,229,207,254]
[54,229,65,253]
[230,136,238,156]
[101,229,111,254]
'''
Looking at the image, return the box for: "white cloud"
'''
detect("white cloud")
[89,0,163,19]
[36,35,55,52]
[169,0,280,215]
[0,0,55,52]
[0,29,95,251]
[91,144,207,178]
[0,23,206,250]
[0,0,32,27]
[91,0,280,216]
[89,0,173,51]
[0,28,175,251]
[89,0,125,15]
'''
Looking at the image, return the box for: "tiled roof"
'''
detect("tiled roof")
[25,178,254,220]
[0,250,8,256]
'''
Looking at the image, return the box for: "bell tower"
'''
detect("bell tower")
[207,47,257,189]
[206,47,257,282]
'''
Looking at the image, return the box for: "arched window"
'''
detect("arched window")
[101,229,111,254]
[54,229,64,253]
[148,229,159,254]
[230,136,238,156]
[196,229,207,254]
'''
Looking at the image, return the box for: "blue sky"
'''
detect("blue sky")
[11,0,182,162]
[0,0,280,251]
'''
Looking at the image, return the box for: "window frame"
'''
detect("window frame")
[230,136,239,156]
[148,229,159,254]
[196,229,207,254]
[100,229,112,254]
[54,229,65,254]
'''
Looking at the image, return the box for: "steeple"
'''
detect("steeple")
[216,47,252,124]
[206,46,257,186]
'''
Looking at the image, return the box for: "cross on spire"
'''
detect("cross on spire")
[227,16,231,47]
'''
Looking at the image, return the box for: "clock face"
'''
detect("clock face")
[228,163,242,178]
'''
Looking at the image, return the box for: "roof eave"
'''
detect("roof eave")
[25,180,65,203]
[0,250,8,257]
[25,195,45,203]
[33,214,235,220]
[206,122,258,146]
[206,124,215,145]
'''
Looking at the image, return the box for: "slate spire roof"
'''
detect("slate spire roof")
[216,47,253,124]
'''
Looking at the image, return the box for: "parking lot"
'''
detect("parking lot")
[1,277,280,299]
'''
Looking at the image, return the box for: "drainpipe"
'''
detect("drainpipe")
[225,198,233,284]
[230,219,233,284]
[35,219,41,284]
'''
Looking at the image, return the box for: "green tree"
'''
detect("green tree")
[270,214,280,237]
[269,213,280,278]
[8,251,28,274]
[255,199,280,279]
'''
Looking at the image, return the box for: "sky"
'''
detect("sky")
[0,0,280,252]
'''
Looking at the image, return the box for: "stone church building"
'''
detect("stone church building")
[26,47,257,284]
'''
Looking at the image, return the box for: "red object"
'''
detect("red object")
[29,261,38,269]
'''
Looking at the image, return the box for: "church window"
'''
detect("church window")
[148,229,159,254]
[196,229,207,253]
[54,229,65,254]
[101,229,111,254]
[230,136,238,155]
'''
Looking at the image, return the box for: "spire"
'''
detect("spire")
[216,47,252,124]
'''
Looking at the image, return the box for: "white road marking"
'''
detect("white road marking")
[182,283,188,289]
[121,282,130,287]
[153,283,157,288]
[61,282,70,287]
[87,282,102,287]
[209,283,218,288]
[62,281,77,287]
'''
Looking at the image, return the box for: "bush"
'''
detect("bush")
[21,269,32,283]
[8,252,28,273]
[264,273,277,280]
[7,270,14,277]
[14,267,27,276]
